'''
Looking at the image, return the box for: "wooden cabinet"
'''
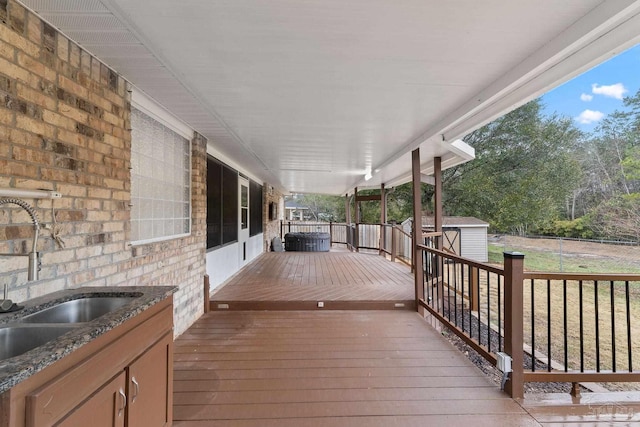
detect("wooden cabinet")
[57,372,126,427]
[57,333,172,427]
[127,334,172,427]
[1,297,173,427]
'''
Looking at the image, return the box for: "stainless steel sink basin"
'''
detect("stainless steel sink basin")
[0,324,78,360]
[20,297,134,323]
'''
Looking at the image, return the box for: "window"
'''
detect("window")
[130,102,191,245]
[207,156,238,249]
[241,184,248,230]
[249,180,263,236]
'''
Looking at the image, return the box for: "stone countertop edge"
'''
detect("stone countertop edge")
[0,286,177,394]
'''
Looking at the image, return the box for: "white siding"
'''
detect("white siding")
[206,234,264,294]
[460,227,488,262]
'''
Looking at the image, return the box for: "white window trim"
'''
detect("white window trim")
[131,88,194,140]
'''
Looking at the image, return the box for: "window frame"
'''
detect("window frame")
[130,89,193,246]
[207,156,241,250]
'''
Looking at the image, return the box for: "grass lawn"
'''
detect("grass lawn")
[488,243,640,274]
[468,243,640,378]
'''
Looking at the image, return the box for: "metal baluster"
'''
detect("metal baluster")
[547,280,551,372]
[626,281,632,372]
[610,280,616,372]
[498,274,502,352]
[595,281,600,372]
[563,280,568,372]
[579,280,584,372]
[531,279,536,372]
[487,271,491,353]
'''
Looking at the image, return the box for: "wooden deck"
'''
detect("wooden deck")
[173,310,539,426]
[210,250,415,310]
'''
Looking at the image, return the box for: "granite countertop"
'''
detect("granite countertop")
[0,286,176,394]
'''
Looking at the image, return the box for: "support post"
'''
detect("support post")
[434,156,442,250]
[345,194,352,250]
[345,193,351,224]
[380,183,386,255]
[411,149,424,310]
[504,252,525,399]
[354,187,359,252]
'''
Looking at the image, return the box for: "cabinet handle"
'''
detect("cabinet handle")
[131,377,140,402]
[118,389,127,417]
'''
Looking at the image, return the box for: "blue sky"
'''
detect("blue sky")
[541,44,640,131]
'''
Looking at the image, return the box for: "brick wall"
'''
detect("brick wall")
[263,184,284,250]
[0,0,206,336]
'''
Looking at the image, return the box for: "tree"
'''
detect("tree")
[442,100,582,234]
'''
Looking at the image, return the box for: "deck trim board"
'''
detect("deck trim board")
[173,310,537,426]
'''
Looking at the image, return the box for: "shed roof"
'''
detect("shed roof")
[401,216,490,228]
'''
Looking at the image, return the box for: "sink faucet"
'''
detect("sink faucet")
[0,198,41,312]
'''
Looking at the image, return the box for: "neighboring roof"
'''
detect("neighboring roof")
[284,200,309,210]
[24,1,640,195]
[403,216,489,228]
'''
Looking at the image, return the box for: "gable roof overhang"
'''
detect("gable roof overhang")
[18,0,640,195]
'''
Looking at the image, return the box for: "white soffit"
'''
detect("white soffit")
[18,0,640,195]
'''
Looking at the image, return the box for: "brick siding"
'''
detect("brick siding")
[0,0,206,336]
[263,184,285,251]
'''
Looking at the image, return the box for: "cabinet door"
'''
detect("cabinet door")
[56,372,126,427]
[127,334,172,427]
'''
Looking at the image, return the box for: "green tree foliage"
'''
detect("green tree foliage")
[442,100,582,235]
[289,90,640,242]
[289,194,346,222]
[575,88,640,240]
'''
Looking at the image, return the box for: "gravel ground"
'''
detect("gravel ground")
[438,307,583,394]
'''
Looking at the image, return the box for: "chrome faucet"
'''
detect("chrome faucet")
[0,198,41,312]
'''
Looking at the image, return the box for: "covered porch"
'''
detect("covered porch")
[173,310,538,426]
[209,249,415,311]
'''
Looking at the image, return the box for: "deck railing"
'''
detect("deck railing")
[280,221,415,265]
[521,272,640,385]
[416,243,640,398]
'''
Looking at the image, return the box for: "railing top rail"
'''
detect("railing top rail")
[380,223,412,238]
[422,231,443,238]
[417,244,505,275]
[523,271,640,281]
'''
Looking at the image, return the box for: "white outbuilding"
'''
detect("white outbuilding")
[402,216,490,263]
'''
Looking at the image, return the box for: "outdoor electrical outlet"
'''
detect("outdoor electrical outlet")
[317,301,324,308]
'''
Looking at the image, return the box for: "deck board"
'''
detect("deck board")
[209,250,415,310]
[173,310,538,426]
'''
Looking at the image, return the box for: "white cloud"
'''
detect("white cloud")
[575,109,605,124]
[591,83,627,100]
[580,93,593,102]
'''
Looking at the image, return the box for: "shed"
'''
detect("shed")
[402,216,490,262]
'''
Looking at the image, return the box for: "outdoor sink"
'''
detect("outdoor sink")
[20,297,135,324]
[0,324,78,361]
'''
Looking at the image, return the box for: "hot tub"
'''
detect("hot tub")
[284,232,331,252]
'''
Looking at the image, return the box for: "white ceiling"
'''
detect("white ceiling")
[19,0,640,195]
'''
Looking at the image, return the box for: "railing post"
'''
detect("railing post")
[391,227,396,262]
[504,252,525,399]
[355,223,360,252]
[329,221,333,245]
[470,266,479,312]
[280,220,283,239]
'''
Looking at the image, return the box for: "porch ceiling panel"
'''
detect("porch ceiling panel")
[19,0,640,195]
